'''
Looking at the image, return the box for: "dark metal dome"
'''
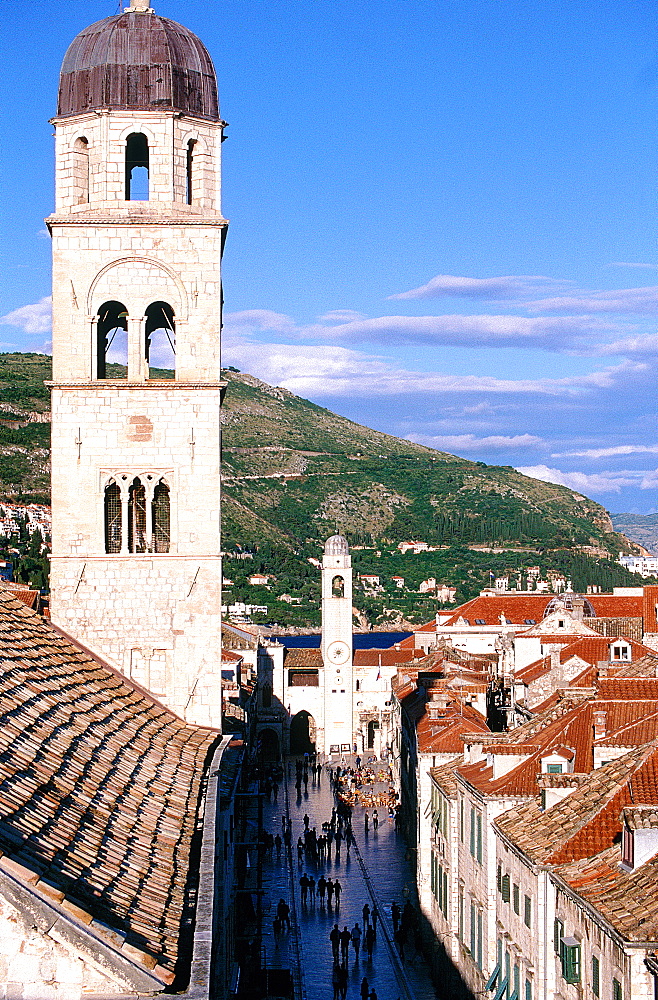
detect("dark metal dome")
[57,10,219,120]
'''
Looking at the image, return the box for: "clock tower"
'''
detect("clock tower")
[321,535,354,753]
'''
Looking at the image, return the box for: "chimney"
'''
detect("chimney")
[593,710,607,740]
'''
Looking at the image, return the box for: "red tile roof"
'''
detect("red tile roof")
[516,636,657,685]
[442,593,644,628]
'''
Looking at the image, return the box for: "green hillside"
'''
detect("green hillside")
[611,513,658,555]
[0,354,647,621]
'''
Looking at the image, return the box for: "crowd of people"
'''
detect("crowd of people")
[267,752,417,998]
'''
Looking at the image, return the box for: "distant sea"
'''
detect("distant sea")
[265,631,412,649]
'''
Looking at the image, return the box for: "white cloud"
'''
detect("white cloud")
[516,464,641,493]
[221,336,634,399]
[317,309,367,323]
[223,309,297,333]
[598,332,658,356]
[389,274,570,301]
[407,433,543,451]
[525,286,658,314]
[608,262,658,269]
[552,444,658,459]
[0,296,52,334]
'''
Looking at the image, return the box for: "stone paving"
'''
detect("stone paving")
[259,758,440,1000]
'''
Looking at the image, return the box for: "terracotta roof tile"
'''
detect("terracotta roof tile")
[0,589,219,979]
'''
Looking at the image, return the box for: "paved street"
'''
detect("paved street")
[259,758,439,1000]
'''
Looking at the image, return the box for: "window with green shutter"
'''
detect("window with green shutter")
[513,883,520,914]
[470,806,476,856]
[554,918,564,954]
[613,978,622,1000]
[592,955,600,997]
[497,864,502,893]
[561,939,581,984]
[524,895,531,927]
[476,810,483,863]
[501,873,510,903]
[525,979,532,1000]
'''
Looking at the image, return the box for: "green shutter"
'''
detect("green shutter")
[524,895,531,927]
[513,883,520,914]
[613,978,622,1000]
[592,955,600,998]
[501,873,510,903]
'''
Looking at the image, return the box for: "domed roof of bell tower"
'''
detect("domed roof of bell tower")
[324,535,349,556]
[57,0,219,120]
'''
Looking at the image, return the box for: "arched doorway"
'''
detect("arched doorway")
[289,711,316,755]
[258,728,279,762]
[367,719,378,749]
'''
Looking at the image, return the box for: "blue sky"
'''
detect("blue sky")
[2,0,658,513]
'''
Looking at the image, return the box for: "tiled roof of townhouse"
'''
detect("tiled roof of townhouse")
[430,759,461,796]
[417,701,490,753]
[495,741,658,865]
[440,592,644,627]
[516,636,658,685]
[458,687,658,798]
[0,588,219,986]
[554,845,658,942]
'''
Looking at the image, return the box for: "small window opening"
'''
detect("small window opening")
[96,300,128,379]
[262,683,272,708]
[128,478,147,553]
[73,136,90,204]
[104,481,122,553]
[186,139,196,205]
[152,480,170,552]
[145,301,175,377]
[332,575,344,598]
[126,132,149,200]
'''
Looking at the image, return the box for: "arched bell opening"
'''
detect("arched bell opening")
[125,132,149,201]
[186,139,196,205]
[128,477,147,554]
[332,575,344,598]
[73,136,89,204]
[152,480,170,552]
[96,300,128,379]
[289,711,316,756]
[145,301,175,378]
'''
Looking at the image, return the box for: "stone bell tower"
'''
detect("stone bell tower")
[321,535,354,753]
[46,0,226,727]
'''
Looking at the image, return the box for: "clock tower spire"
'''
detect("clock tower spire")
[321,535,354,754]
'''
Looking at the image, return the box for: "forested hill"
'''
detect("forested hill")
[0,353,639,559]
[219,369,629,557]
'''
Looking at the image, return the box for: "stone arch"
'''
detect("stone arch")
[332,575,344,598]
[87,257,188,321]
[289,711,316,755]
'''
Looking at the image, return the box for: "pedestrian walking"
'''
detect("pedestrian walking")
[340,926,351,961]
[373,808,379,831]
[273,781,279,803]
[365,924,375,960]
[300,873,309,904]
[338,963,348,1000]
[303,813,310,830]
[277,899,291,931]
[364,811,369,833]
[297,837,304,863]
[330,924,341,961]
[351,922,362,959]
[371,906,378,936]
[308,875,316,902]
[360,977,369,1000]
[369,990,378,1000]
[327,879,335,907]
[362,903,370,927]
[275,833,282,854]
[332,961,341,1000]
[395,925,406,961]
[333,879,342,908]
[391,901,401,932]
[318,875,327,905]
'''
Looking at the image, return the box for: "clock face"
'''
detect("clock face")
[327,640,350,665]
